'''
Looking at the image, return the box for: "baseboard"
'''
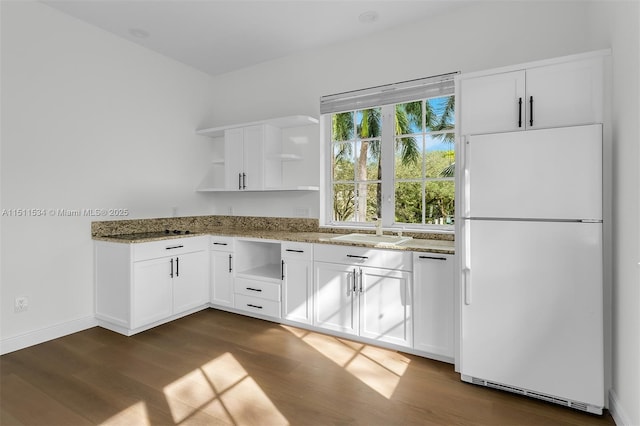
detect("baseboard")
[609,388,635,426]
[0,316,98,355]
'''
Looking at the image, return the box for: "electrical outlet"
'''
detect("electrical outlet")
[15,296,28,313]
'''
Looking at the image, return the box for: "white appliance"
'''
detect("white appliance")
[460,124,604,414]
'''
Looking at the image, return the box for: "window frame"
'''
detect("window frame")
[320,93,457,233]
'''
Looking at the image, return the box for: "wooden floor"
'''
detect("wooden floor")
[1,309,615,426]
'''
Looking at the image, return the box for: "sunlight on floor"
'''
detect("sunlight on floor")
[281,325,410,399]
[162,352,288,425]
[100,401,150,426]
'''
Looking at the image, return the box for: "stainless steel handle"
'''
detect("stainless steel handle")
[238,173,242,190]
[358,268,363,293]
[353,268,358,293]
[242,173,247,189]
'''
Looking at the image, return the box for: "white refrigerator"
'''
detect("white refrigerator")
[460,124,605,414]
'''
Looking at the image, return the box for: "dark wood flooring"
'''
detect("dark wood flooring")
[0,309,615,425]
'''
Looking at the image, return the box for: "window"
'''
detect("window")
[321,74,457,231]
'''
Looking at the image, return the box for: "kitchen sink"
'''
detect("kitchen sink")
[331,233,413,245]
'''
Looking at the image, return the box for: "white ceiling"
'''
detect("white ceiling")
[41,0,470,76]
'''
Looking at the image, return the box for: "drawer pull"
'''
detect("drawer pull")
[347,254,368,260]
[165,245,184,250]
[228,254,232,273]
[213,242,228,246]
[285,249,304,253]
[418,255,447,261]
[246,287,262,292]
[247,304,263,309]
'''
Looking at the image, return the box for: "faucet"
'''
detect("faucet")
[375,217,383,236]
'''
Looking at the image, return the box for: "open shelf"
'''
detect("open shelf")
[196,115,319,138]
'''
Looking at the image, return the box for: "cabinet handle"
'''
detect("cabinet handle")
[175,257,179,277]
[518,97,522,127]
[165,245,184,250]
[529,96,534,126]
[285,249,304,253]
[346,254,368,260]
[352,268,358,294]
[242,173,247,190]
[247,304,263,309]
[359,268,363,293]
[246,287,262,292]
[238,173,242,190]
[281,260,285,280]
[170,258,174,278]
[228,254,232,273]
[418,255,447,261]
[213,242,228,246]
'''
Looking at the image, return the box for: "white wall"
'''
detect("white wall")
[0,2,216,345]
[586,3,640,425]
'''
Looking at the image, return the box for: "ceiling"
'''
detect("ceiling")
[41,0,469,76]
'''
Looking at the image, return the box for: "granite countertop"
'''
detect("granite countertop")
[92,216,455,255]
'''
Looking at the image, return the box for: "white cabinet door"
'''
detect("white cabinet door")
[282,243,313,324]
[460,70,525,135]
[211,250,234,308]
[460,56,603,135]
[359,267,412,347]
[173,250,209,314]
[525,57,603,130]
[224,128,245,190]
[132,257,173,329]
[314,262,358,336]
[242,125,265,191]
[413,253,454,358]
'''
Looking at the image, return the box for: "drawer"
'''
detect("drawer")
[234,294,281,318]
[210,235,235,252]
[281,242,313,261]
[132,236,209,261]
[234,278,281,301]
[314,243,413,271]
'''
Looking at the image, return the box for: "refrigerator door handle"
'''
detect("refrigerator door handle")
[463,268,472,305]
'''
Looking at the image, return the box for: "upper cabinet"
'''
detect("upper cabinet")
[459,53,605,135]
[196,115,320,192]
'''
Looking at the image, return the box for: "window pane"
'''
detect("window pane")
[425,134,455,178]
[395,182,423,224]
[333,142,354,181]
[425,181,455,225]
[395,136,422,179]
[332,112,354,141]
[333,184,355,222]
[355,140,381,181]
[426,95,455,131]
[395,101,422,135]
[355,182,381,222]
[356,108,381,138]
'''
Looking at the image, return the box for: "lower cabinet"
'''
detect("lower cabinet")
[95,236,210,335]
[210,236,235,308]
[313,244,413,348]
[413,252,455,359]
[281,242,313,325]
